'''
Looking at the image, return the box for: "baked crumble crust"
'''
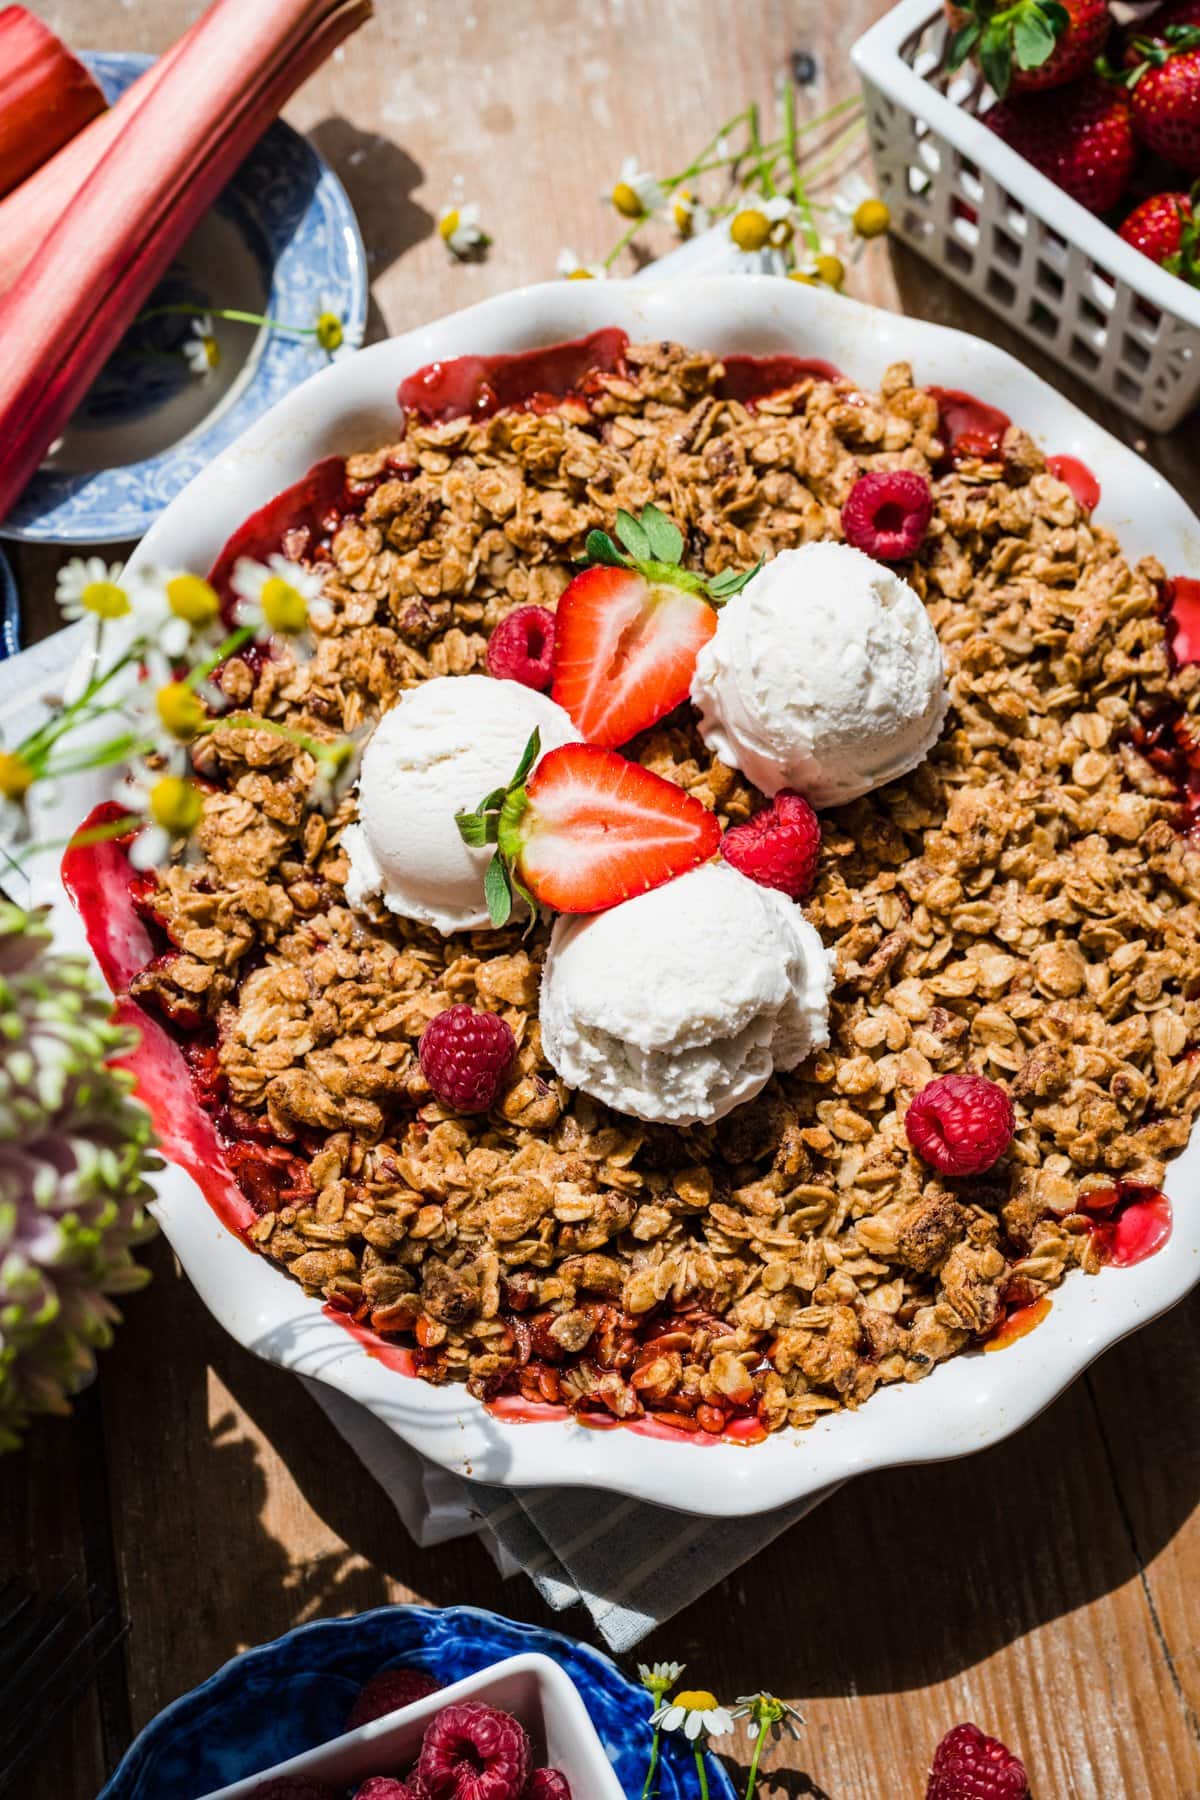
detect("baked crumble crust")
[130,342,1200,1434]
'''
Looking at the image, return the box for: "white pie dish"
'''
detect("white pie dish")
[35,274,1200,1517]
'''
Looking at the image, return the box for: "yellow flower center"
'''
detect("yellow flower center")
[853,196,891,239]
[566,267,594,280]
[673,190,695,236]
[730,209,770,253]
[674,1690,718,1712]
[438,208,461,242]
[201,335,220,370]
[815,252,846,289]
[261,575,309,635]
[315,311,344,352]
[789,270,818,285]
[155,680,207,742]
[0,750,35,801]
[611,180,643,219]
[81,579,130,620]
[165,573,220,626]
[148,775,203,837]
[767,218,794,249]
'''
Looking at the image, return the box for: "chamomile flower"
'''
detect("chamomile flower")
[639,1661,686,1701]
[828,171,891,254]
[556,247,606,281]
[606,156,665,219]
[728,193,795,254]
[230,555,331,662]
[0,746,35,842]
[671,188,710,239]
[736,1692,805,1742]
[116,754,203,872]
[791,229,847,289]
[55,557,132,625]
[307,729,363,814]
[313,292,363,360]
[183,314,220,378]
[438,202,490,259]
[131,569,224,660]
[650,1689,737,1742]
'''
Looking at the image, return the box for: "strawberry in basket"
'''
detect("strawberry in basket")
[946,0,1112,97]
[1119,187,1200,282]
[1125,24,1200,172]
[986,75,1135,213]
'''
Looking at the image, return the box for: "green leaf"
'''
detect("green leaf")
[1040,0,1069,31]
[639,505,684,566]
[478,784,510,813]
[584,529,629,569]
[455,810,492,848]
[613,508,652,561]
[706,557,763,599]
[946,19,983,71]
[511,727,541,789]
[1012,10,1057,70]
[979,29,1013,96]
[511,868,542,934]
[484,855,513,928]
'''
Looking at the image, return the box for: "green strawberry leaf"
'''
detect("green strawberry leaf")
[1013,10,1057,69]
[979,28,1013,96]
[484,854,513,928]
[511,727,541,789]
[946,19,983,71]
[613,508,652,560]
[455,810,494,848]
[1040,0,1069,34]
[706,557,763,599]
[640,504,684,566]
[583,529,630,569]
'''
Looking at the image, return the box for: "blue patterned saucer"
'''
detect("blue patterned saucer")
[98,1605,738,1800]
[2,53,367,547]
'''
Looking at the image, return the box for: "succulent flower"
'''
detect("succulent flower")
[0,904,158,1451]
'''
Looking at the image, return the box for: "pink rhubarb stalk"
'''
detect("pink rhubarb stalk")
[0,7,106,200]
[0,0,371,521]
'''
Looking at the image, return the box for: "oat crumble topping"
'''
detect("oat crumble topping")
[130,340,1200,1436]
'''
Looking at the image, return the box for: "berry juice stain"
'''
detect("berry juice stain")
[985,1294,1052,1351]
[1077,1182,1172,1267]
[928,386,1010,461]
[1045,453,1100,512]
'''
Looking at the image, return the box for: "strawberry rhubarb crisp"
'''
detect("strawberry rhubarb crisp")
[109,333,1200,1438]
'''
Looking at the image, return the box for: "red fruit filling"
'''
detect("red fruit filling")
[347,1667,442,1730]
[486,605,557,691]
[352,1782,423,1800]
[841,469,934,560]
[416,1700,533,1800]
[721,790,821,900]
[905,1074,1015,1178]
[926,1721,1029,1800]
[418,1006,517,1114]
[525,1773,572,1798]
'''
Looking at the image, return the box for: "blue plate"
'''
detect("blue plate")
[98,1604,738,1800]
[2,53,367,546]
[0,549,18,657]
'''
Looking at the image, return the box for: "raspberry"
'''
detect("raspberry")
[419,1006,517,1114]
[842,469,934,561]
[486,606,557,690]
[347,1667,442,1729]
[353,1782,423,1800]
[906,1074,1015,1178]
[927,1722,1029,1800]
[720,789,820,899]
[416,1700,533,1800]
[525,1773,572,1798]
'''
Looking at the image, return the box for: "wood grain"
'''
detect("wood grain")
[7,3,1200,1797]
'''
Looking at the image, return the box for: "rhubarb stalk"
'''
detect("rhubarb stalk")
[0,0,372,522]
[0,7,106,200]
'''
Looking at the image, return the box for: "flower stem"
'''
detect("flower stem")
[188,625,253,686]
[743,1722,769,1800]
[784,77,821,258]
[694,1745,711,1800]
[135,302,321,337]
[640,1728,661,1800]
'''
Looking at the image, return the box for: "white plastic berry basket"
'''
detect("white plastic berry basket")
[852,0,1200,430]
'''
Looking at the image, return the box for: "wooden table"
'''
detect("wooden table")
[7,3,1200,1794]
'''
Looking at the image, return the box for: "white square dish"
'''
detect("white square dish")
[34,274,1200,1517]
[198,1651,625,1800]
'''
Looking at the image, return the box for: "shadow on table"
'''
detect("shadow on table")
[305,115,434,346]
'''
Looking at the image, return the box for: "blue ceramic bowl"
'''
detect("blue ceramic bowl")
[98,1605,738,1800]
[3,53,367,546]
[0,549,17,658]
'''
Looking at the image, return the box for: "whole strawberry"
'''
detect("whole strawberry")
[1119,188,1200,282]
[1122,0,1200,64]
[927,1722,1029,1800]
[1127,27,1200,171]
[947,0,1111,97]
[987,77,1135,213]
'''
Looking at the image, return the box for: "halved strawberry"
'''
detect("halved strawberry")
[456,732,720,921]
[551,504,757,748]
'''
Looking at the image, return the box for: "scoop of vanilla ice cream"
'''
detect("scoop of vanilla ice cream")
[343,674,579,932]
[539,862,834,1126]
[690,542,947,808]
